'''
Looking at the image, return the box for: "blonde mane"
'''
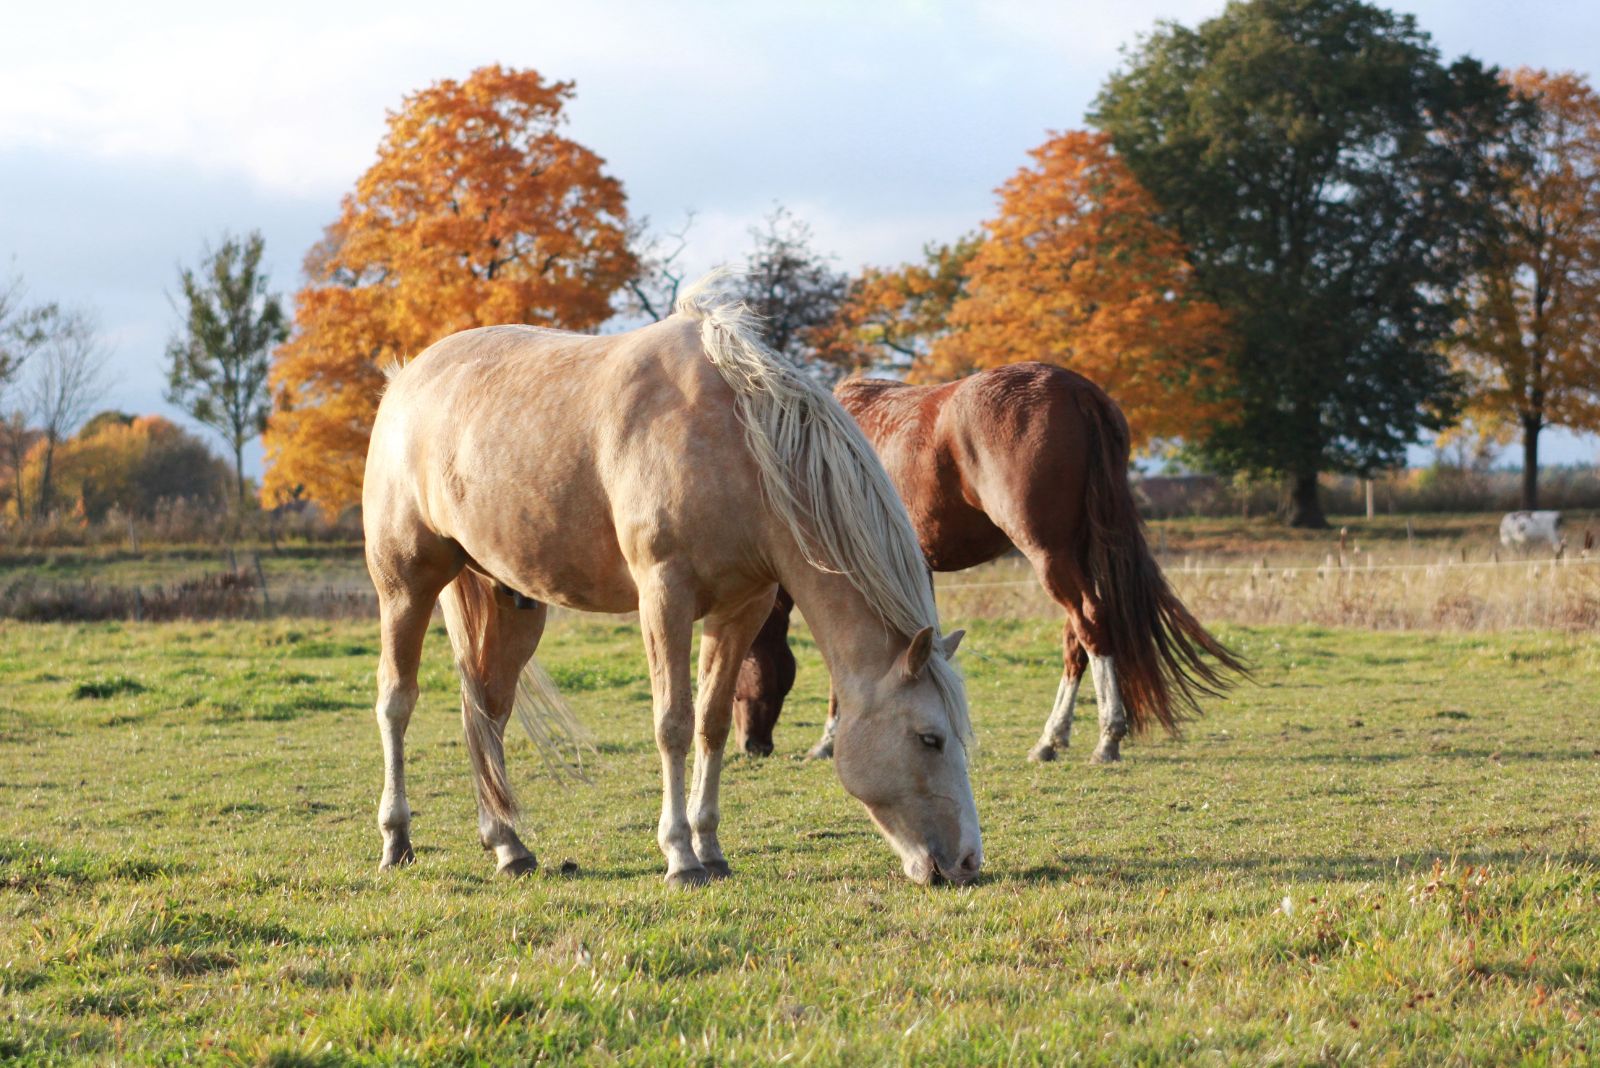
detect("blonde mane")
[674,270,971,744]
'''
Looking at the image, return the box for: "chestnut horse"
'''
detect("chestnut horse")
[363,274,980,887]
[733,362,1243,763]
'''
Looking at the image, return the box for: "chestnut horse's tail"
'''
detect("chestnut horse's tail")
[1075,389,1247,735]
[439,570,591,825]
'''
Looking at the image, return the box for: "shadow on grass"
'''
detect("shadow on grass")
[1006,848,1600,887]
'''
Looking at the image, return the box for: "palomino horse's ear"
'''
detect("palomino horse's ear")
[899,626,936,681]
[939,629,965,659]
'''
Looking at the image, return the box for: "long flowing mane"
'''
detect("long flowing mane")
[674,271,971,744]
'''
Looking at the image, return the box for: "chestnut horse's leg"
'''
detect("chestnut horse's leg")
[636,565,706,887]
[1019,545,1128,764]
[368,536,463,870]
[731,589,796,757]
[1087,650,1127,764]
[805,691,839,760]
[1028,627,1088,762]
[462,595,548,876]
[689,587,779,877]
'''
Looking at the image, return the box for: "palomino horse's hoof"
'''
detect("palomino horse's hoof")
[1028,743,1059,763]
[378,841,415,870]
[665,866,710,889]
[498,855,539,878]
[805,741,835,761]
[702,859,732,879]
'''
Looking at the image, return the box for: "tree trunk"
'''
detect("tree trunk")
[37,439,55,517]
[1521,417,1541,511]
[235,442,246,505]
[1287,469,1327,529]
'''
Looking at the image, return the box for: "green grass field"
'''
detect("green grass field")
[2,616,1598,1064]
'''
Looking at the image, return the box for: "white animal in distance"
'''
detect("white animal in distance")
[1499,511,1562,550]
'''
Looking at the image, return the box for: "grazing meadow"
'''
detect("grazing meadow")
[2,604,1598,1063]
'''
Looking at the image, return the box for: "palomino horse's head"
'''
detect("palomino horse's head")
[832,627,982,886]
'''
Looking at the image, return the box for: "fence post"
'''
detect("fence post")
[253,553,270,616]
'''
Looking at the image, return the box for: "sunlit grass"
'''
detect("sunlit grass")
[1,617,1597,1063]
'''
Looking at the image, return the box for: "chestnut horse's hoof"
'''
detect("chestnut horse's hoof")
[703,859,732,879]
[378,840,415,870]
[1028,743,1059,763]
[498,855,539,878]
[665,866,710,889]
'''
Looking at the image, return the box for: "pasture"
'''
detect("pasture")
[3,612,1598,1063]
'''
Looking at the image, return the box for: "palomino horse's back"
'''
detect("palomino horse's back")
[368,316,769,616]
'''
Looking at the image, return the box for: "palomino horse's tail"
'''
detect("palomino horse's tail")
[1076,388,1247,735]
[438,570,591,825]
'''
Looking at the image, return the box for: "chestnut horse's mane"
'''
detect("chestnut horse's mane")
[674,271,971,745]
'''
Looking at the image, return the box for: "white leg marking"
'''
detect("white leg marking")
[689,747,725,869]
[1089,653,1126,764]
[376,683,417,866]
[1029,673,1083,762]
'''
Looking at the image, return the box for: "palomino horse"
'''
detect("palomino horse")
[363,274,980,887]
[733,363,1243,764]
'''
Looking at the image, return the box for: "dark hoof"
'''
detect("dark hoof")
[742,741,774,758]
[559,860,580,878]
[498,855,539,878]
[703,859,732,880]
[1028,743,1058,763]
[378,841,415,870]
[1089,748,1122,765]
[665,866,710,888]
[806,742,835,761]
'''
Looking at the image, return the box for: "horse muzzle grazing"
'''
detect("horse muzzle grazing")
[830,629,982,886]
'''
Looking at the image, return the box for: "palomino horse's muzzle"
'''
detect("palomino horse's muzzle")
[907,848,983,887]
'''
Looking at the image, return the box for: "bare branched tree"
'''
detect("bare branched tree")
[737,205,847,375]
[622,212,697,322]
[0,275,59,520]
[26,307,108,515]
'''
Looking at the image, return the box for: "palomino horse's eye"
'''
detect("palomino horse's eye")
[919,733,944,751]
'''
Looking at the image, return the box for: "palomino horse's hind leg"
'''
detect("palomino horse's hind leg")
[370,548,462,870]
[465,596,548,876]
[1029,629,1088,762]
[689,587,780,878]
[636,566,706,887]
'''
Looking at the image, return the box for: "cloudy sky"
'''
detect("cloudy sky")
[3,0,1597,475]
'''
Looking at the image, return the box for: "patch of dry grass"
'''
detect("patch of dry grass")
[940,515,1600,632]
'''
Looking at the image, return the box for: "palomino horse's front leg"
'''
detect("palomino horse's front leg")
[1088,653,1127,764]
[637,568,705,887]
[689,589,778,878]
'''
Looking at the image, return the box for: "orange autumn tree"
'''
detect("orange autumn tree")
[931,130,1231,449]
[264,65,636,509]
[1452,69,1600,510]
[810,236,980,376]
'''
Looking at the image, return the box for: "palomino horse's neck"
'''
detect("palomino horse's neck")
[771,545,904,702]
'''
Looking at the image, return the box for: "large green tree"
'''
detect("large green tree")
[166,231,286,504]
[1093,0,1518,526]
